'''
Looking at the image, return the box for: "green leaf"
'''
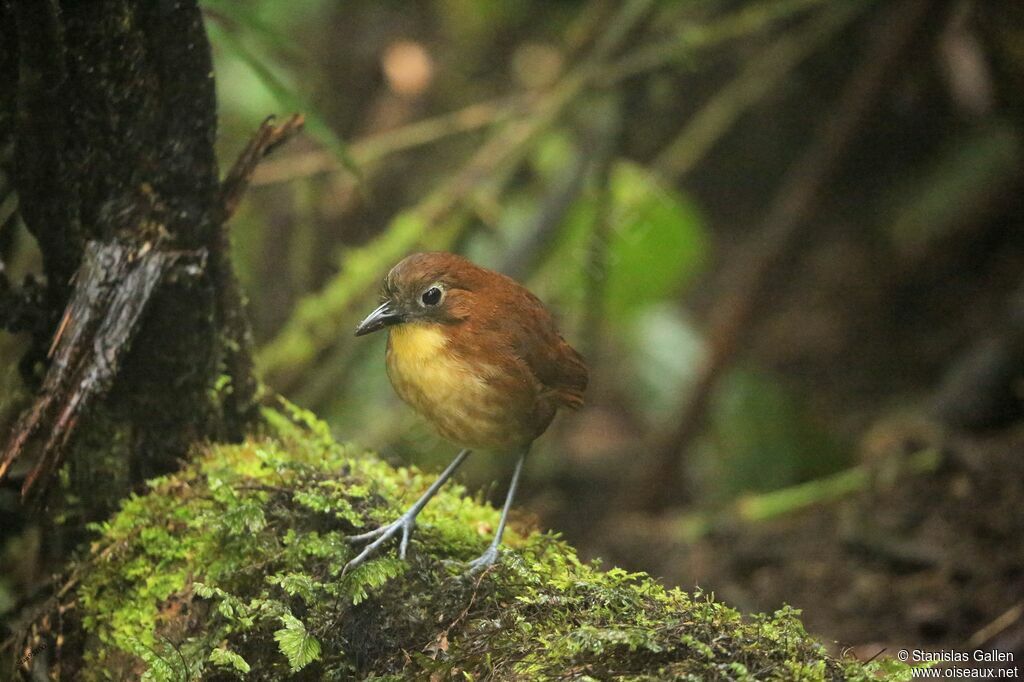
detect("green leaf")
[602,162,707,319]
[209,645,251,674]
[220,497,267,535]
[201,0,308,61]
[268,572,319,604]
[342,557,406,605]
[206,22,360,179]
[193,582,215,599]
[274,613,322,672]
[626,304,705,422]
[708,368,848,496]
[540,160,707,323]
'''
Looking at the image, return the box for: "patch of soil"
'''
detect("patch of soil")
[606,423,1024,671]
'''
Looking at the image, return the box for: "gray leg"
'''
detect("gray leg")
[343,448,471,575]
[466,449,528,575]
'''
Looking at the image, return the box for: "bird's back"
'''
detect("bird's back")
[446,265,588,435]
[487,274,587,410]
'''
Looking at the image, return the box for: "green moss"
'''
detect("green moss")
[74,404,909,680]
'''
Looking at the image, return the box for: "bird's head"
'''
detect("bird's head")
[354,252,475,336]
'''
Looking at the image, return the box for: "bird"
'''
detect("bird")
[343,251,587,575]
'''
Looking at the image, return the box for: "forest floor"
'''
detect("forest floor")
[601,423,1024,672]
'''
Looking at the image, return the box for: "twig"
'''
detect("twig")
[578,95,622,360]
[586,0,655,63]
[601,0,831,85]
[968,602,1024,649]
[213,114,305,436]
[653,0,869,180]
[219,114,305,220]
[615,448,940,545]
[0,185,17,237]
[251,0,827,188]
[639,0,936,510]
[252,99,513,185]
[502,152,590,282]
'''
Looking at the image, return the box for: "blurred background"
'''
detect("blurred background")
[3,0,1024,665]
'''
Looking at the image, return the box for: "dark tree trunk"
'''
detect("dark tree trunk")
[0,0,259,545]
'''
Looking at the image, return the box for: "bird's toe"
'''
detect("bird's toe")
[346,524,389,543]
[464,545,502,576]
[342,513,418,574]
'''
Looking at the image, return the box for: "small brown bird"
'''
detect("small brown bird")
[344,252,587,574]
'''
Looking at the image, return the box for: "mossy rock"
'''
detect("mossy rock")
[71,405,907,680]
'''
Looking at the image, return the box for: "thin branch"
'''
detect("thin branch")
[212,114,304,437]
[252,99,512,186]
[610,448,940,546]
[968,601,1024,649]
[500,135,593,282]
[653,0,870,180]
[639,0,936,510]
[600,0,832,85]
[578,95,623,359]
[219,113,305,220]
[250,0,821,187]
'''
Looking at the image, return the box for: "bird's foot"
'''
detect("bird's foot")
[464,545,502,577]
[342,512,417,575]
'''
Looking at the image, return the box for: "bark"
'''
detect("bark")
[0,0,259,531]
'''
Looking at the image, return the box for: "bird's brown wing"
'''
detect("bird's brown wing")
[496,283,588,411]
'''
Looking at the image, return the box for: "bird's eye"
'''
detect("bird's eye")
[420,286,443,306]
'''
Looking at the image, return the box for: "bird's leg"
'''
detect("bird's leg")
[465,449,528,575]
[343,448,471,575]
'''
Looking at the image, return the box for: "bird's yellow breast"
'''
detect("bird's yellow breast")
[386,323,526,450]
[387,323,467,397]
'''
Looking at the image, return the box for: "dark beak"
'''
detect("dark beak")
[355,301,403,336]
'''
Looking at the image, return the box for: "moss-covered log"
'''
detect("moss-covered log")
[14,406,908,680]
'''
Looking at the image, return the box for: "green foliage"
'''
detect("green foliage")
[274,613,322,672]
[72,407,903,679]
[543,159,708,323]
[342,557,407,606]
[602,162,708,320]
[209,645,251,675]
[203,0,360,177]
[887,121,1021,251]
[626,304,706,422]
[705,367,849,497]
